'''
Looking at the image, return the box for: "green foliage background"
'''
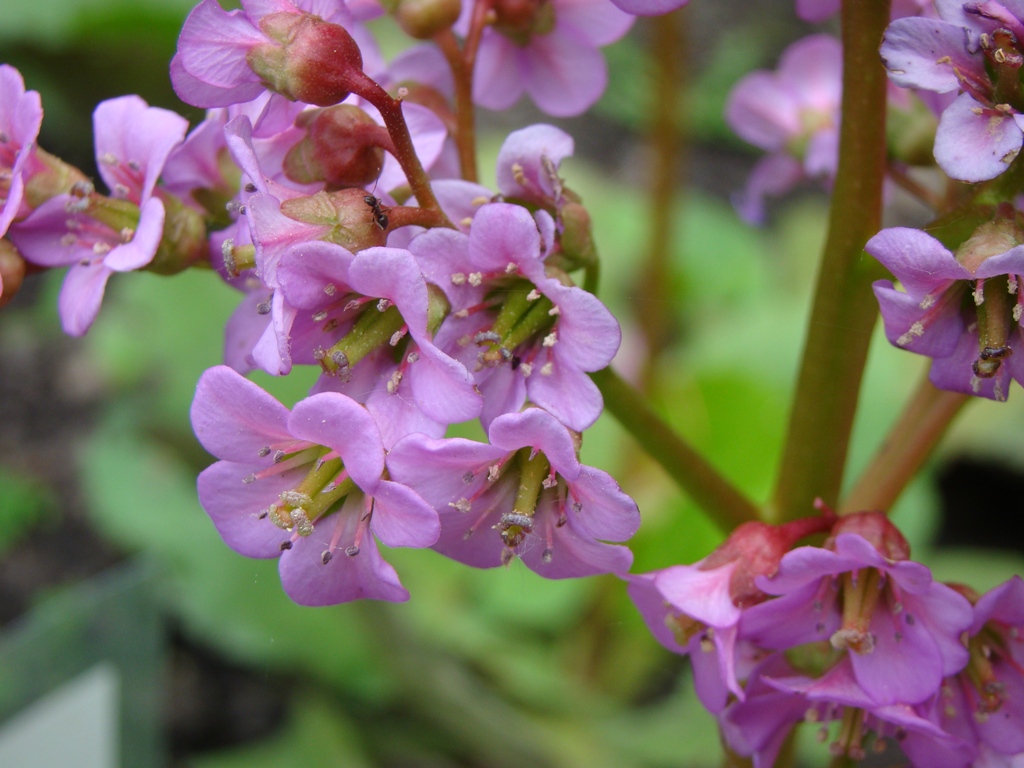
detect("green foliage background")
[2,1,1024,766]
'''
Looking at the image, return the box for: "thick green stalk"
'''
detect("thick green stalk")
[769,0,891,523]
[592,368,759,531]
[840,374,969,514]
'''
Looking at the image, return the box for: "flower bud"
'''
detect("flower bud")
[559,202,596,268]
[827,511,910,561]
[492,0,555,44]
[955,217,1024,273]
[147,193,209,275]
[395,0,462,39]
[284,105,387,189]
[249,14,364,107]
[280,188,387,251]
[0,240,27,308]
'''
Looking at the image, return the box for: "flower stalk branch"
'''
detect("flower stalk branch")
[770,0,892,523]
[591,367,760,530]
[841,372,969,514]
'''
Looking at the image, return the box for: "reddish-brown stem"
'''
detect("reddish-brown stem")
[434,30,479,182]
[385,204,453,230]
[887,163,942,212]
[840,373,969,514]
[347,71,451,222]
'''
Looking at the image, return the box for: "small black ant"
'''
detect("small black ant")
[364,195,389,231]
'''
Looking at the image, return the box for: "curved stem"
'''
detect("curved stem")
[840,372,969,514]
[348,71,450,221]
[887,163,941,212]
[591,367,761,531]
[769,0,892,523]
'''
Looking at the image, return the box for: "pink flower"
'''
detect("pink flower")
[191,364,440,605]
[741,516,973,707]
[0,65,43,238]
[387,407,639,577]
[409,201,620,431]
[10,96,187,335]
[463,0,633,117]
[867,224,1024,402]
[725,35,842,223]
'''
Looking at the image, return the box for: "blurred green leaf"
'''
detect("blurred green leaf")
[82,417,394,702]
[0,466,52,555]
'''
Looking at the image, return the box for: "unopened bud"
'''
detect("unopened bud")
[249,13,365,107]
[559,202,596,267]
[955,218,1024,273]
[829,511,910,561]
[280,188,387,251]
[146,192,209,275]
[395,0,462,39]
[284,105,387,188]
[0,240,27,308]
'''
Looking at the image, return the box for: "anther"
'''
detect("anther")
[256,298,272,315]
[244,182,257,193]
[312,310,328,322]
[345,545,360,557]
[273,450,287,463]
[376,298,391,312]
[541,548,553,564]
[321,550,333,564]
[243,474,256,484]
[280,540,293,550]
[258,446,271,457]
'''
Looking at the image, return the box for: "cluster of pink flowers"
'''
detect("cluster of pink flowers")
[4,0,1024,764]
[629,511,1024,766]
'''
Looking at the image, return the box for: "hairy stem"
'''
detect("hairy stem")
[592,367,760,531]
[841,373,969,513]
[769,0,892,523]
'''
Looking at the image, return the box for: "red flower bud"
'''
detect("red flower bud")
[284,105,388,189]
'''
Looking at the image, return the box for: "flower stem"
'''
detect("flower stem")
[435,29,480,183]
[349,71,450,221]
[769,0,892,523]
[840,372,969,514]
[591,367,760,530]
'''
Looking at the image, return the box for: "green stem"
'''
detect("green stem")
[591,367,760,531]
[840,372,969,514]
[636,9,686,392]
[769,0,891,523]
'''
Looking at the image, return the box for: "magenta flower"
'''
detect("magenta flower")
[881,3,1024,181]
[626,516,836,713]
[741,523,973,707]
[409,201,620,431]
[279,243,482,443]
[172,0,364,109]
[10,96,187,335]
[867,225,1024,401]
[724,654,975,768]
[462,0,633,117]
[725,34,842,223]
[0,65,43,238]
[387,407,639,577]
[191,365,439,605]
[496,123,574,209]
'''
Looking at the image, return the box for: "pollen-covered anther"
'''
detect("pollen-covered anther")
[541,548,553,563]
[511,161,526,185]
[386,370,403,393]
[290,508,314,536]
[449,497,472,513]
[280,490,313,507]
[541,474,557,489]
[831,626,875,654]
[474,331,501,344]
[313,346,327,361]
[119,227,135,242]
[92,242,111,255]
[468,272,483,286]
[919,293,936,309]
[526,288,541,301]
[324,283,337,296]
[312,310,328,322]
[504,262,517,274]
[377,298,392,312]
[343,299,361,311]
[548,306,560,316]
[571,501,582,514]
[975,279,986,305]
[113,183,130,197]
[65,197,89,214]
[345,544,360,557]
[406,352,419,364]
[542,331,557,347]
[460,217,473,228]
[389,328,407,346]
[60,233,77,247]
[540,362,554,375]
[487,463,501,482]
[99,152,118,166]
[519,362,533,377]
[451,272,467,285]
[896,321,925,347]
[243,473,257,484]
